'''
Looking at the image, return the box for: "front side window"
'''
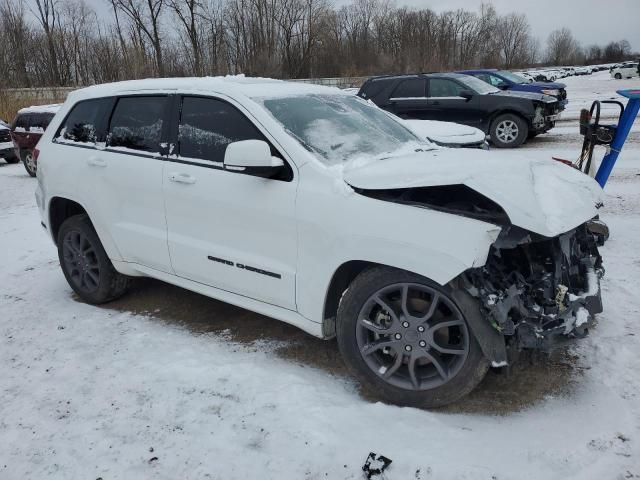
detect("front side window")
[260,94,424,165]
[428,79,466,98]
[178,96,266,163]
[56,98,109,144]
[457,75,500,95]
[107,96,167,153]
[391,79,426,98]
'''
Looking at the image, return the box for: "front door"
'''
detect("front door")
[162,95,298,310]
[426,78,484,127]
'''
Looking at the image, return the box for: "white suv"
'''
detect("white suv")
[36,77,605,407]
[610,63,639,79]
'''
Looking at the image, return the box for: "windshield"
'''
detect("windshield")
[498,71,530,84]
[458,76,500,95]
[259,94,425,165]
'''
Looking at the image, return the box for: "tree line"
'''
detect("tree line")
[0,0,636,89]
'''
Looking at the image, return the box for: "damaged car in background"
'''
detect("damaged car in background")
[37,78,604,409]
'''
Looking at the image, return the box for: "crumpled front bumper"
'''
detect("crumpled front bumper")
[462,223,604,351]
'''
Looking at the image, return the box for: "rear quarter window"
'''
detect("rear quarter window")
[56,98,110,144]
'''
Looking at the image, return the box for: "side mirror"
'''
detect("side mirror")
[459,90,474,100]
[497,83,509,90]
[224,139,284,176]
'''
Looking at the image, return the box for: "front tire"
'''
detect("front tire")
[489,113,528,148]
[336,267,489,408]
[57,214,129,304]
[21,149,36,177]
[615,73,622,80]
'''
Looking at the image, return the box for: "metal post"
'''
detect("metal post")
[595,89,640,187]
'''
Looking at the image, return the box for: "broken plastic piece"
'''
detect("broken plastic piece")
[362,452,392,479]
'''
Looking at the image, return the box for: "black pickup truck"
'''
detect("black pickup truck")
[358,73,561,148]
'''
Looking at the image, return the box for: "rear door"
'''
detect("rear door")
[162,95,298,310]
[386,78,429,119]
[67,95,173,273]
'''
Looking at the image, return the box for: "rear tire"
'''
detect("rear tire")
[615,73,622,80]
[490,113,528,148]
[21,149,36,177]
[336,266,489,409]
[57,214,129,304]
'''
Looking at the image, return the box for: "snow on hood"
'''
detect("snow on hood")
[403,119,486,145]
[492,90,556,103]
[343,149,603,237]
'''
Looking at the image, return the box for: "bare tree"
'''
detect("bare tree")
[111,0,166,75]
[546,27,580,65]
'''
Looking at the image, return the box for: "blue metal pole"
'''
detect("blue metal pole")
[595,89,640,187]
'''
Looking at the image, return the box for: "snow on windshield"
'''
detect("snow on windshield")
[459,76,500,95]
[260,94,424,165]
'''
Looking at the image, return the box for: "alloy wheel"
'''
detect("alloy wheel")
[495,120,519,144]
[62,229,101,293]
[355,283,470,391]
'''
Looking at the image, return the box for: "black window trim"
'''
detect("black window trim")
[168,93,295,182]
[48,92,296,182]
[389,77,427,100]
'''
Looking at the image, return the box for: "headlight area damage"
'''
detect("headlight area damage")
[459,224,603,351]
[357,184,604,354]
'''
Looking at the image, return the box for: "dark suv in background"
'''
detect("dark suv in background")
[358,73,561,148]
[11,105,60,176]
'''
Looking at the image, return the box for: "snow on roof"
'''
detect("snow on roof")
[69,75,346,102]
[17,103,62,115]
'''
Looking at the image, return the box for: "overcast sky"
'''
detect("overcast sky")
[84,0,639,51]
[416,0,640,49]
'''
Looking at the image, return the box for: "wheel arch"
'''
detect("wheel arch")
[488,108,531,128]
[47,196,124,264]
[49,196,89,245]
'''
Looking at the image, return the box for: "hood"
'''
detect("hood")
[528,81,566,90]
[343,149,603,238]
[490,90,557,103]
[403,119,486,145]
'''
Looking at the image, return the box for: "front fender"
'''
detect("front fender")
[295,176,502,324]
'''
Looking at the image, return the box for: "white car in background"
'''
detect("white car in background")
[36,77,605,408]
[610,63,639,79]
[403,119,488,149]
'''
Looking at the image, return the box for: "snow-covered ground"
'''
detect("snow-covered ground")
[1,71,640,479]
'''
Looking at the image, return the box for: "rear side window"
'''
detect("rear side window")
[107,96,167,153]
[391,79,425,98]
[56,98,110,144]
[178,96,266,163]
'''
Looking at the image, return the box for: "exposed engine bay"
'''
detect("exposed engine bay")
[356,184,604,351]
[461,224,603,350]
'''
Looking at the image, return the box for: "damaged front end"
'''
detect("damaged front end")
[461,224,604,351]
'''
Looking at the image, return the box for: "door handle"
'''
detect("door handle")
[168,172,196,184]
[87,155,106,167]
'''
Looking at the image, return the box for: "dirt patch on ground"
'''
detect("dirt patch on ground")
[102,277,586,415]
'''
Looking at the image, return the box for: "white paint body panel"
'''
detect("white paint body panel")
[402,119,486,146]
[34,77,601,338]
